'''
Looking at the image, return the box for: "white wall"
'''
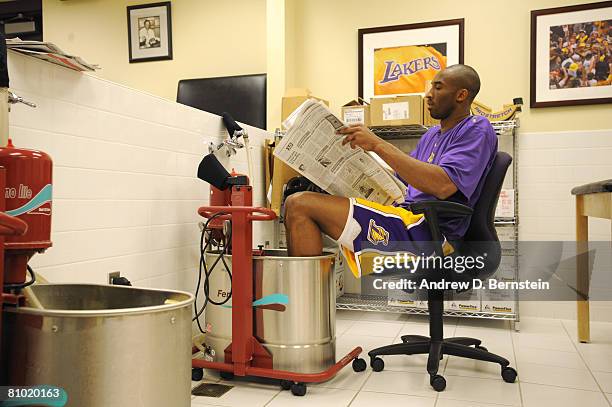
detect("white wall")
[519,130,612,242]
[517,129,612,322]
[8,51,273,293]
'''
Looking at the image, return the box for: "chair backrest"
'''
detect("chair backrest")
[460,151,512,277]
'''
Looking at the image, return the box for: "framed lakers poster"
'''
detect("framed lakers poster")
[358,19,464,100]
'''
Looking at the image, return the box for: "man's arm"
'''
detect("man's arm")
[339,125,457,200]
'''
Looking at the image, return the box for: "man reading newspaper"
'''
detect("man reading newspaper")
[284,65,498,278]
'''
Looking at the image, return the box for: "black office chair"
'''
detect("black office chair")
[367,151,517,392]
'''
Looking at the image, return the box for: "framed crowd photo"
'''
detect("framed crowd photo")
[358,19,464,100]
[530,1,612,108]
[127,2,173,63]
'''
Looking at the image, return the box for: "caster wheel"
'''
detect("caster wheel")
[191,367,204,381]
[475,345,488,352]
[371,357,385,372]
[430,374,446,392]
[352,358,367,372]
[280,380,292,390]
[502,366,517,383]
[220,371,234,380]
[290,382,307,396]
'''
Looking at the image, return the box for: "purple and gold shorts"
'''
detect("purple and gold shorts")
[337,198,452,278]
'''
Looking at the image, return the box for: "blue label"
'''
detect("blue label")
[6,184,52,217]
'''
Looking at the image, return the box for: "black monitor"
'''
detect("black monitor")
[177,73,266,130]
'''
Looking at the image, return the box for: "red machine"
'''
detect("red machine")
[0,139,52,284]
[193,153,364,396]
[0,139,53,382]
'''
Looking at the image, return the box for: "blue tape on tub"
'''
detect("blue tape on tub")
[221,293,289,308]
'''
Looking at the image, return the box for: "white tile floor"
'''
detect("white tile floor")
[191,311,612,407]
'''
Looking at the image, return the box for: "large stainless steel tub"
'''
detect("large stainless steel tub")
[3,284,194,407]
[205,249,336,373]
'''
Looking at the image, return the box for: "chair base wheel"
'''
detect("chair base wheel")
[370,357,385,372]
[191,367,204,381]
[280,379,292,390]
[502,366,517,383]
[220,371,234,380]
[291,382,307,396]
[352,358,367,372]
[430,374,446,392]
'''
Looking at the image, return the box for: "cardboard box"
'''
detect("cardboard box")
[281,88,329,125]
[326,247,346,298]
[335,270,345,299]
[370,95,423,126]
[448,289,481,312]
[495,226,516,242]
[341,99,371,126]
[481,295,515,314]
[277,220,287,249]
[443,290,455,311]
[270,89,329,216]
[387,278,418,307]
[495,189,515,219]
[423,99,440,127]
[490,255,517,281]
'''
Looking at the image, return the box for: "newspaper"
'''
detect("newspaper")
[6,38,99,71]
[274,99,406,205]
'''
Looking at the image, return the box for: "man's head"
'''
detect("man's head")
[144,20,151,29]
[425,64,481,120]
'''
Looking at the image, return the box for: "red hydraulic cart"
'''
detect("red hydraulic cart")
[191,182,364,396]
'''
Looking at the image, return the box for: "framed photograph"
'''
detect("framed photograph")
[358,19,464,100]
[530,2,612,108]
[127,2,173,63]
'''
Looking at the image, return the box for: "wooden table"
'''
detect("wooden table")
[571,180,612,343]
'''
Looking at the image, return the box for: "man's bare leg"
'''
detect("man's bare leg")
[284,192,350,256]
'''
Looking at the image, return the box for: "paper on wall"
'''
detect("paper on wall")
[7,38,99,71]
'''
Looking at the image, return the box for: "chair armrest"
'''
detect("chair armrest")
[408,201,472,256]
[409,200,473,216]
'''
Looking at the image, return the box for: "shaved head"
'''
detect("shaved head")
[425,64,481,121]
[442,64,481,102]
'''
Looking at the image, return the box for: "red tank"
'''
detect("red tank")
[0,139,52,284]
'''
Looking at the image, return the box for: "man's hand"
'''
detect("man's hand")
[338,124,386,152]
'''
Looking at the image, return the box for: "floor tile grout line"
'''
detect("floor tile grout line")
[261,388,282,407]
[348,312,440,406]
[511,318,527,407]
[560,319,612,407]
[438,395,522,407]
[346,369,374,406]
[347,314,401,406]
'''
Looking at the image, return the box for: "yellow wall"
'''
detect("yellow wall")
[42,0,610,132]
[43,0,266,101]
[290,0,611,132]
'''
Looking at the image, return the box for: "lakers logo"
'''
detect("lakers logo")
[374,45,447,95]
[367,219,389,246]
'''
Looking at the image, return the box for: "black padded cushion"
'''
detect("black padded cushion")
[177,74,266,130]
[458,151,512,279]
